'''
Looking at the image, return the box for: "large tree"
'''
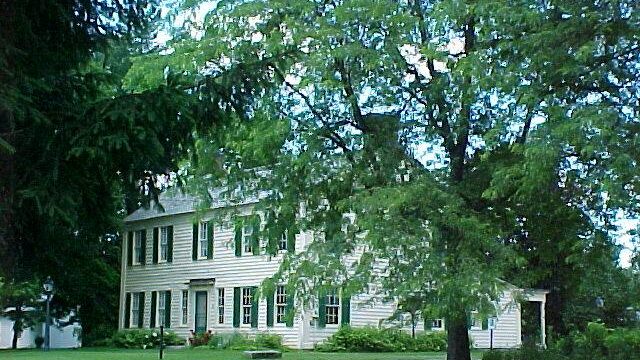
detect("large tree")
[131,0,639,358]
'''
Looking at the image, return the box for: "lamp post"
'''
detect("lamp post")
[595,296,604,323]
[43,277,54,351]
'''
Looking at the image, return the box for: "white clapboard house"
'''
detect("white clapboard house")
[119,191,548,349]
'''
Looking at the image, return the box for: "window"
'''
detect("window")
[160,227,169,261]
[243,225,253,254]
[470,311,480,329]
[278,233,287,251]
[242,288,252,324]
[181,291,188,325]
[218,288,225,324]
[158,291,166,326]
[276,285,287,324]
[430,319,443,329]
[134,230,144,264]
[131,293,140,326]
[199,222,208,258]
[325,293,339,325]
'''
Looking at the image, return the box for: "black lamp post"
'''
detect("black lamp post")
[43,277,54,351]
[595,296,604,323]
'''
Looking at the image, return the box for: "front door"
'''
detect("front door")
[195,291,207,333]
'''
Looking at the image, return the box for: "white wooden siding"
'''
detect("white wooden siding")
[120,205,528,349]
[468,292,522,349]
[120,208,302,347]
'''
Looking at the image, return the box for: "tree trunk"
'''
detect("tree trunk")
[11,318,22,349]
[447,314,471,360]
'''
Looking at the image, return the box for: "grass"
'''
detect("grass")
[0,348,485,360]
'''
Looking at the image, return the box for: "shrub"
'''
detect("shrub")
[255,333,284,350]
[550,323,640,360]
[112,329,185,349]
[83,323,116,347]
[413,331,448,352]
[315,326,447,352]
[481,348,566,360]
[206,332,284,351]
[34,336,44,349]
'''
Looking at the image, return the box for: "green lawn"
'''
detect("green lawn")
[0,348,485,360]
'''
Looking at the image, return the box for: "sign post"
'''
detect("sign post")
[159,325,164,359]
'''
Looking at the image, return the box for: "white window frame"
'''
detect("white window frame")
[429,319,443,330]
[470,311,481,330]
[278,232,287,252]
[131,293,140,327]
[325,293,340,325]
[242,225,253,255]
[242,287,252,325]
[159,227,169,262]
[218,288,225,324]
[158,291,166,326]
[181,290,188,326]
[133,230,144,265]
[276,285,287,324]
[199,222,208,259]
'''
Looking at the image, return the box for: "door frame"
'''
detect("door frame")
[194,290,208,333]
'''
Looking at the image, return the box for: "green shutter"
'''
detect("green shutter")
[466,313,473,330]
[165,291,172,328]
[124,293,131,328]
[286,289,294,327]
[251,287,258,328]
[318,292,327,328]
[140,230,147,265]
[251,216,260,256]
[192,223,198,261]
[150,291,157,328]
[127,232,133,266]
[152,228,159,264]
[138,292,145,328]
[482,317,488,330]
[167,226,174,263]
[287,227,296,253]
[265,211,277,256]
[207,221,214,259]
[424,318,432,331]
[233,287,241,327]
[266,287,274,327]
[234,223,242,257]
[341,294,351,325]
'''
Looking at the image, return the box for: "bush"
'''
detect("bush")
[315,326,447,352]
[206,332,284,351]
[112,329,185,349]
[34,336,44,349]
[554,323,640,360]
[481,348,566,360]
[83,323,116,347]
[413,331,448,352]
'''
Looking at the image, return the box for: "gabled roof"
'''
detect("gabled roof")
[124,187,268,223]
[124,191,198,223]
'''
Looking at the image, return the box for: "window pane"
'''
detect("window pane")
[325,293,339,325]
[218,288,224,324]
[160,227,168,261]
[243,225,253,253]
[181,291,188,325]
[242,288,252,324]
[278,233,287,251]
